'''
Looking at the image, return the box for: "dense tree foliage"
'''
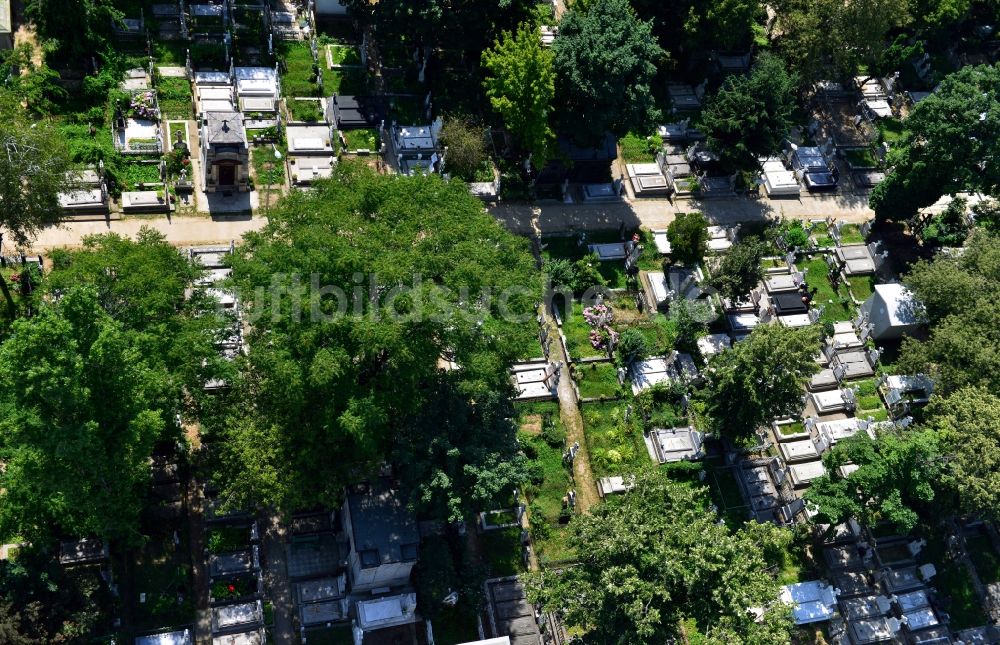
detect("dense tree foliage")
[438,118,489,182]
[925,388,1000,522]
[552,0,664,143]
[528,469,793,642]
[698,323,822,440]
[216,164,541,516]
[481,24,557,168]
[46,229,230,407]
[699,53,798,172]
[870,65,1000,221]
[630,0,763,57]
[806,429,943,533]
[709,239,766,300]
[0,93,71,319]
[666,212,709,266]
[0,288,175,544]
[340,0,534,53]
[25,0,121,63]
[0,545,113,642]
[770,0,908,87]
[898,231,1000,393]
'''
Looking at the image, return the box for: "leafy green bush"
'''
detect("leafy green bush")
[540,413,566,448]
[206,527,249,554]
[615,328,649,368]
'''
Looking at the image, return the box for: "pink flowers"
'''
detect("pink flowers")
[583,304,613,327]
[584,303,615,349]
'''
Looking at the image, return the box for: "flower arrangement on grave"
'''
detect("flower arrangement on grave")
[130,91,160,120]
[583,303,616,350]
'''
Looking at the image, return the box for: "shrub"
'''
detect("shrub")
[667,212,709,265]
[616,327,650,368]
[540,413,566,448]
[782,220,810,249]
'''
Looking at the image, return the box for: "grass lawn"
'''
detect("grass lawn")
[152,41,188,66]
[779,421,805,436]
[343,128,379,151]
[811,223,837,249]
[479,528,525,577]
[629,316,678,356]
[619,131,657,163]
[838,223,866,245]
[851,378,888,421]
[157,77,193,119]
[966,534,1000,584]
[252,146,286,187]
[562,301,605,360]
[327,68,368,95]
[847,275,876,302]
[119,161,162,190]
[581,401,647,477]
[843,148,878,168]
[329,44,362,66]
[279,41,321,97]
[878,118,907,145]
[761,257,789,271]
[574,361,621,399]
[802,256,855,323]
[287,98,325,122]
[520,427,576,564]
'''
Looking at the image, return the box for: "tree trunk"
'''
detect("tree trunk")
[0,272,16,321]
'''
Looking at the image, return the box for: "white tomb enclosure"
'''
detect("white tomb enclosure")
[650,229,672,254]
[810,388,854,414]
[778,439,821,464]
[813,417,874,452]
[788,461,826,488]
[780,581,838,624]
[761,157,800,197]
[211,600,263,632]
[136,630,194,645]
[356,592,419,631]
[696,333,731,360]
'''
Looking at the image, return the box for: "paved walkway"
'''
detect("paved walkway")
[261,513,296,645]
[20,192,873,252]
[24,216,267,251]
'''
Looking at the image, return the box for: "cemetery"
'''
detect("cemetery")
[5,0,1000,642]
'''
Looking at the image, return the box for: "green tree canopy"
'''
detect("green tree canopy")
[216,163,542,516]
[869,65,1000,221]
[925,388,1000,522]
[666,212,709,266]
[770,0,908,88]
[24,0,121,62]
[805,428,943,533]
[340,0,534,53]
[45,229,230,408]
[438,117,489,183]
[698,323,822,440]
[0,545,113,642]
[899,231,1000,393]
[482,23,557,168]
[528,469,793,642]
[552,0,664,143]
[709,238,766,301]
[0,288,174,544]
[700,53,798,172]
[0,92,71,319]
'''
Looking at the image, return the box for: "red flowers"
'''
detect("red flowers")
[227,584,235,593]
